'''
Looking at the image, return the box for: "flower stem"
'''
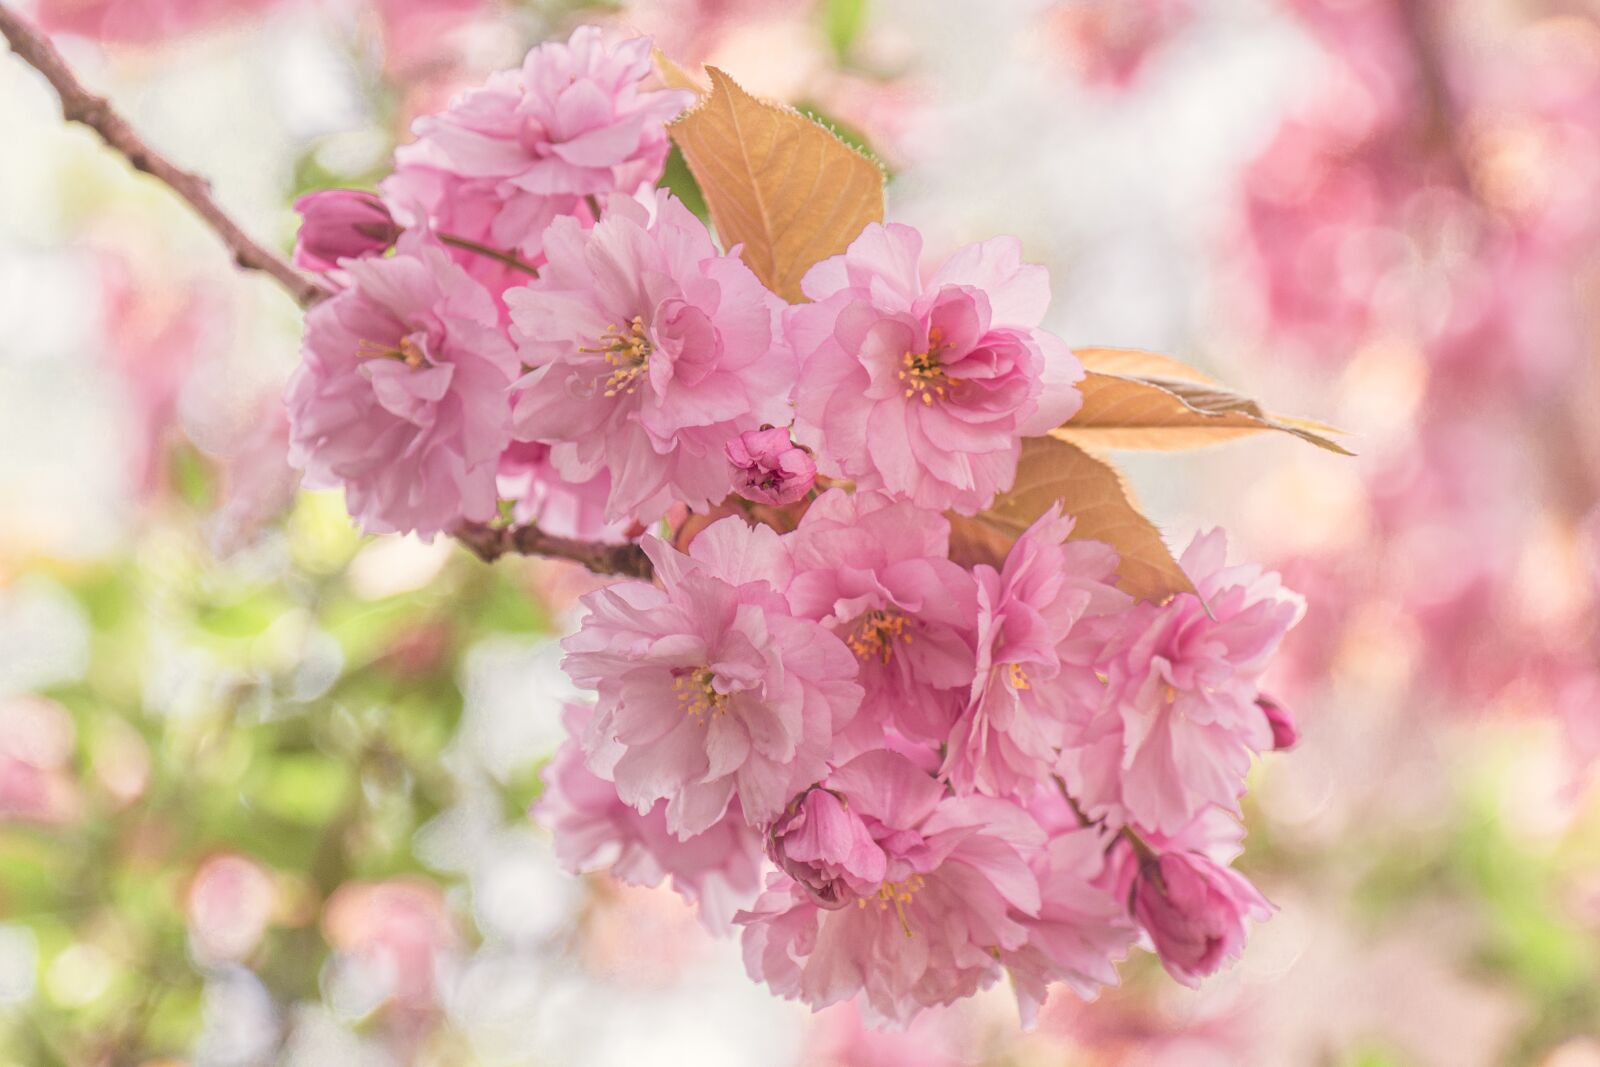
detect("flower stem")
[436,233,541,277]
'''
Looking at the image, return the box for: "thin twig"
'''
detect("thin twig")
[456,521,654,579]
[438,232,541,277]
[0,2,330,308]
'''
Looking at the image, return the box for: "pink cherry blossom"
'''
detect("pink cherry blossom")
[562,516,862,837]
[403,27,691,200]
[737,749,1043,1025]
[508,191,796,522]
[537,704,764,931]
[1256,694,1299,750]
[1130,846,1271,988]
[495,439,618,542]
[943,505,1129,797]
[285,227,518,539]
[1059,530,1304,834]
[1001,815,1136,1026]
[789,223,1084,514]
[786,488,979,753]
[726,427,817,507]
[323,878,458,1011]
[293,189,402,274]
[385,27,691,295]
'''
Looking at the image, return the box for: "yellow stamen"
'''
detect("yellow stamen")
[673,666,728,725]
[853,874,927,937]
[356,335,428,368]
[1008,662,1030,690]
[845,609,912,664]
[580,316,653,397]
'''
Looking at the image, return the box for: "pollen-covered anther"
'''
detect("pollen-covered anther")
[897,347,949,406]
[855,874,927,937]
[581,315,653,396]
[1008,662,1030,690]
[356,335,429,368]
[846,609,913,664]
[673,666,728,725]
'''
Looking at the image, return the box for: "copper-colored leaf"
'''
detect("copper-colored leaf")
[950,436,1195,603]
[668,66,884,302]
[1055,347,1353,455]
[652,47,707,96]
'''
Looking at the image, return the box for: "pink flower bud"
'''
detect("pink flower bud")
[1132,850,1271,987]
[1257,694,1299,750]
[293,189,401,272]
[726,427,816,506]
[768,788,886,909]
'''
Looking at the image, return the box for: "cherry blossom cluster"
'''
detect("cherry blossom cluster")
[284,26,1304,1025]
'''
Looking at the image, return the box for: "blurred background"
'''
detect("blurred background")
[2,0,1599,1063]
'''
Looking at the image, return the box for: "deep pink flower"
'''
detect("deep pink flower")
[789,223,1084,514]
[508,191,796,522]
[785,489,978,753]
[768,787,888,909]
[285,227,518,538]
[1131,848,1271,988]
[1059,530,1304,834]
[1256,694,1299,750]
[293,189,402,273]
[943,506,1129,797]
[562,516,861,836]
[537,704,764,932]
[737,749,1043,1025]
[727,428,816,506]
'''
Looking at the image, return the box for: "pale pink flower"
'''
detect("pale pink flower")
[1131,847,1271,988]
[737,749,1043,1025]
[206,407,300,557]
[496,439,618,542]
[537,704,764,932]
[186,853,276,963]
[1001,818,1137,1026]
[385,26,690,293]
[323,878,458,1011]
[509,191,795,522]
[943,506,1129,797]
[0,697,81,825]
[403,27,691,200]
[727,428,816,507]
[789,223,1084,514]
[293,189,402,273]
[1059,530,1304,834]
[285,227,518,538]
[563,516,861,836]
[786,488,978,752]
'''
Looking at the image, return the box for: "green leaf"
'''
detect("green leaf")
[660,143,709,221]
[247,752,351,827]
[822,0,869,61]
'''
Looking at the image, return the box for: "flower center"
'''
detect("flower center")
[581,315,653,397]
[673,666,728,725]
[356,335,428,368]
[898,326,949,406]
[846,609,913,664]
[1008,662,1030,690]
[855,874,927,937]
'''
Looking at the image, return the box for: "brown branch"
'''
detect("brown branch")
[456,521,654,579]
[0,2,330,308]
